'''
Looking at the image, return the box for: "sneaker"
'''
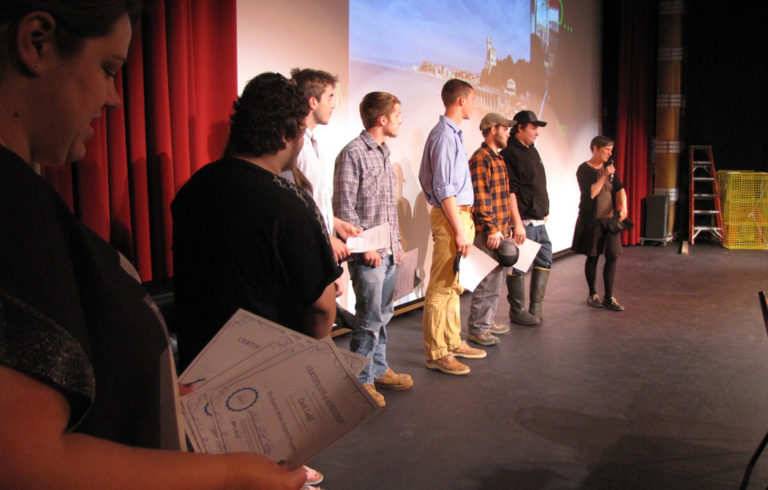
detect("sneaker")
[303,466,323,486]
[603,296,625,311]
[451,340,487,359]
[467,332,500,346]
[586,294,603,308]
[374,368,414,391]
[490,322,510,335]
[363,383,386,407]
[426,355,470,375]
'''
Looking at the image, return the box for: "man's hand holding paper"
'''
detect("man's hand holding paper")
[345,223,390,253]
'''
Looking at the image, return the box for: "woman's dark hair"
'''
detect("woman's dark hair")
[0,0,142,60]
[590,135,614,152]
[225,72,310,158]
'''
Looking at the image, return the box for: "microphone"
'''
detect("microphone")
[605,158,614,183]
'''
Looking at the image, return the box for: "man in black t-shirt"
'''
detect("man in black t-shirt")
[500,110,552,326]
[172,73,342,370]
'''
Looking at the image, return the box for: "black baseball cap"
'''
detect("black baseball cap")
[513,110,547,127]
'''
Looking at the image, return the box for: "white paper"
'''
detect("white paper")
[179,309,378,464]
[182,335,310,454]
[512,238,542,273]
[181,337,381,468]
[346,223,390,253]
[457,245,499,292]
[180,309,368,387]
[393,248,418,302]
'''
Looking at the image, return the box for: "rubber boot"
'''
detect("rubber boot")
[529,268,550,322]
[506,274,539,326]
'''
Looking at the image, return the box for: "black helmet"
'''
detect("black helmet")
[608,216,634,234]
[495,239,519,267]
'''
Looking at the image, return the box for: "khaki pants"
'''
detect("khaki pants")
[423,207,475,360]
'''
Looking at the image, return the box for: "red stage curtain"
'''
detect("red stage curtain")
[614,0,656,245]
[43,0,237,281]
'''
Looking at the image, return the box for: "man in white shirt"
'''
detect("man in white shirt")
[288,68,359,266]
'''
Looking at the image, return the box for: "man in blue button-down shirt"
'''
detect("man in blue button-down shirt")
[418,79,487,376]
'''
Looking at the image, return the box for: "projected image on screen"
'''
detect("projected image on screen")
[349,0,600,258]
[350,0,585,124]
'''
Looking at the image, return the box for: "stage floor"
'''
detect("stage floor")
[312,243,768,489]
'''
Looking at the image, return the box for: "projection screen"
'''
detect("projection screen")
[237,0,601,306]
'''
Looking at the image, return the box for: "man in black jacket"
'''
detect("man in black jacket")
[500,110,552,326]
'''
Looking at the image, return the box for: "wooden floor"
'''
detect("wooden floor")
[310,243,768,489]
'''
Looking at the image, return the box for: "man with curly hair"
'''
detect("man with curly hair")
[172,72,342,370]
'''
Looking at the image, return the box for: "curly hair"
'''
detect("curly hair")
[225,72,310,158]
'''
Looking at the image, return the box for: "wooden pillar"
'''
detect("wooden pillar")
[655,0,684,235]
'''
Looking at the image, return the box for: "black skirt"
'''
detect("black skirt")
[572,215,623,258]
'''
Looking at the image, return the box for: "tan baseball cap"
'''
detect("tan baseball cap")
[479,112,515,131]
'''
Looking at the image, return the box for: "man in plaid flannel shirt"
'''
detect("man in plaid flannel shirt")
[333,92,413,407]
[467,113,515,347]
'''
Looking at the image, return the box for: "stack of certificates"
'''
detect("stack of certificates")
[178,309,381,468]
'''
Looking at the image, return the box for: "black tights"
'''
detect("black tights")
[585,255,617,298]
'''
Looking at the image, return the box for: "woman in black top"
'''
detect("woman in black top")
[572,136,629,311]
[0,1,305,488]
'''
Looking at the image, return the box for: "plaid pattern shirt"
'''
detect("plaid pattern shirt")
[333,131,402,258]
[469,142,511,236]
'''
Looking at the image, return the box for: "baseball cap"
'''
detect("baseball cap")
[513,110,547,127]
[479,112,515,131]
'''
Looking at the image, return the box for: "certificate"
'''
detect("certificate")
[182,335,303,453]
[182,338,381,467]
[458,245,500,291]
[180,309,368,386]
[179,309,379,465]
[393,248,419,302]
[512,238,542,274]
[346,223,390,253]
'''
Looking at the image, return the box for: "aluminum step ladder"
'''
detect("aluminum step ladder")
[688,145,723,244]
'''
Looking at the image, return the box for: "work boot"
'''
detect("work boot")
[506,273,539,326]
[529,268,550,322]
[363,384,386,407]
[467,332,500,346]
[374,368,414,391]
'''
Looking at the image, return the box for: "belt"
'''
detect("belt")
[458,205,474,213]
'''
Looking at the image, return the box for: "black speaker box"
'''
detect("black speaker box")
[644,194,669,239]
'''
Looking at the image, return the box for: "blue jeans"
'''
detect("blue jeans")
[512,223,553,274]
[348,254,397,384]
